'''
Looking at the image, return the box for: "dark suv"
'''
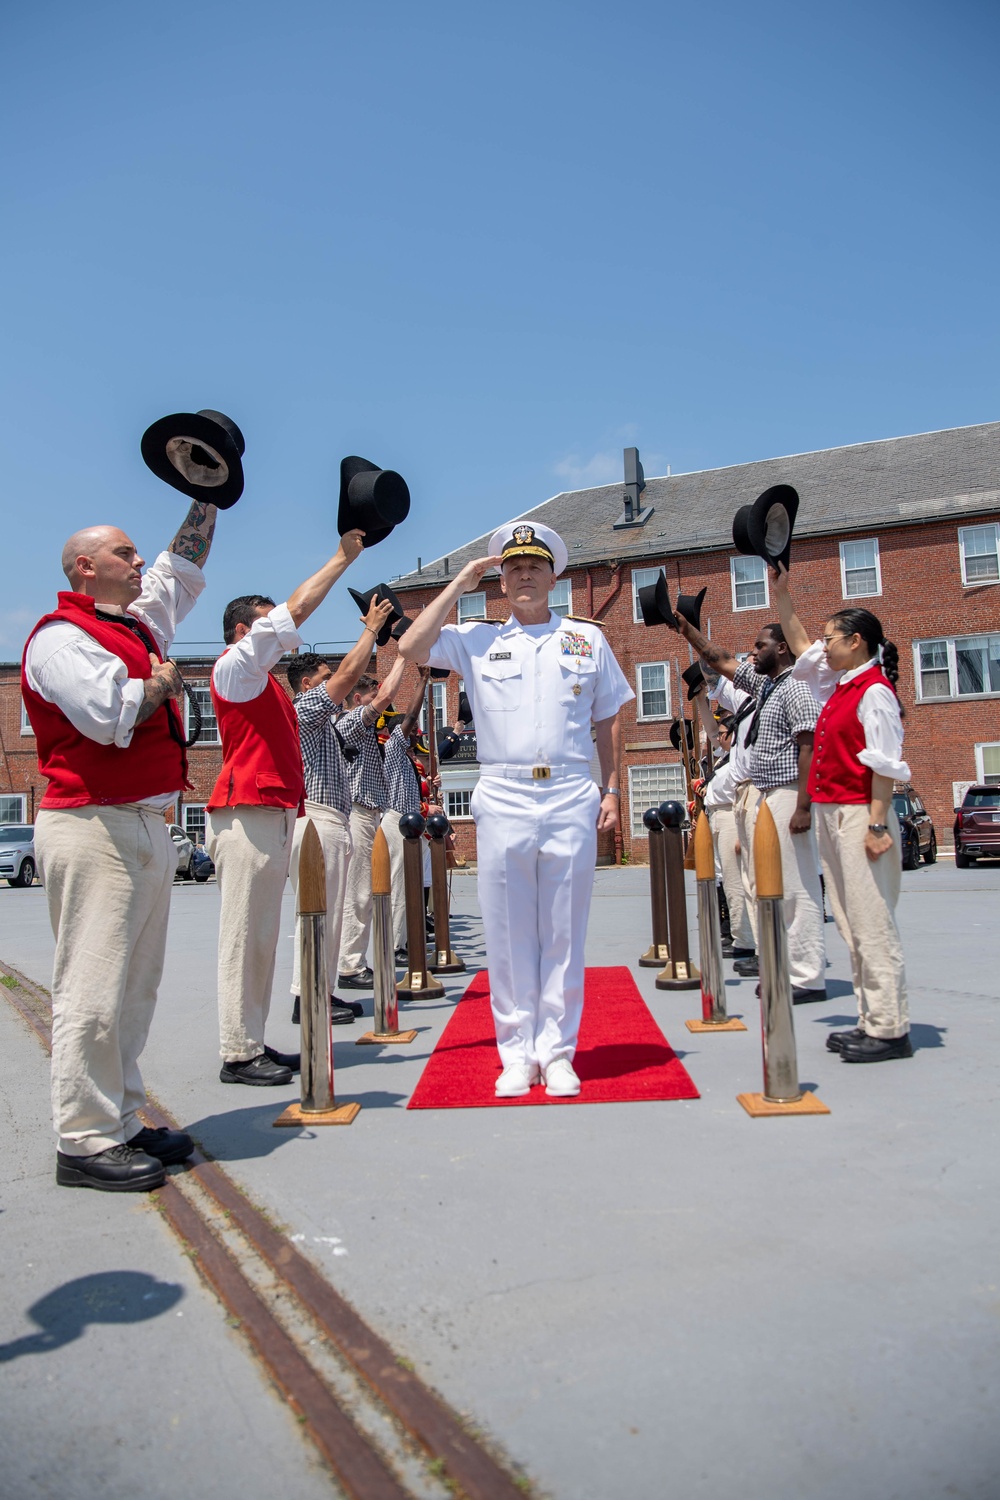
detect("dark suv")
[892,786,937,870]
[953,785,1000,867]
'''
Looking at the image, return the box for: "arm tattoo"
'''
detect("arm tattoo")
[701,642,729,669]
[170,501,217,567]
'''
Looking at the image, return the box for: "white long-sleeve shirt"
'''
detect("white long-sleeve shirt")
[703,677,754,807]
[791,641,910,782]
[24,551,205,750]
[211,604,302,702]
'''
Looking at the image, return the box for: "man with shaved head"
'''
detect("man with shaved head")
[21,499,218,1192]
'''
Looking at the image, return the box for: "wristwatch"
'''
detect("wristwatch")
[868,823,888,835]
[602,787,621,797]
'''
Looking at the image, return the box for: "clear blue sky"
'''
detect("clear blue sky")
[2,0,997,653]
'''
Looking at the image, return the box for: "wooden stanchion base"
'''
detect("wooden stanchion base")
[397,968,445,1000]
[737,1091,830,1118]
[273,1101,361,1127]
[355,1029,418,1046]
[429,951,466,975]
[655,963,700,991]
[638,943,670,969]
[685,1017,747,1033]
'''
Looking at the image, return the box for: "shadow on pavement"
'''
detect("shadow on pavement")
[0,1271,183,1362]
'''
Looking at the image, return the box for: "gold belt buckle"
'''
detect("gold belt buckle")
[532,766,551,780]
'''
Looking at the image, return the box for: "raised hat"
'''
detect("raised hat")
[681,663,705,700]
[457,690,473,725]
[675,586,707,632]
[636,572,672,628]
[348,582,405,646]
[732,484,799,570]
[339,456,410,548]
[669,718,695,752]
[488,521,568,577]
[141,408,245,508]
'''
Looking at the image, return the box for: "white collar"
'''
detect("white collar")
[841,656,879,684]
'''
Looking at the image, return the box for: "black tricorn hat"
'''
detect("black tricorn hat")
[681,663,705,701]
[339,456,410,548]
[637,573,673,628]
[669,718,695,752]
[349,582,405,647]
[141,409,245,508]
[390,614,449,677]
[732,484,799,570]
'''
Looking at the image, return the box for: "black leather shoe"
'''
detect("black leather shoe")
[291,995,300,1025]
[56,1143,166,1192]
[792,987,827,1004]
[338,968,374,990]
[220,1053,293,1086]
[728,947,756,959]
[334,994,364,1018]
[826,1027,866,1053]
[128,1126,194,1164]
[841,1033,913,1063]
[329,999,356,1026]
[734,957,759,976]
[264,1044,301,1071]
[292,994,363,1024]
[394,947,408,963]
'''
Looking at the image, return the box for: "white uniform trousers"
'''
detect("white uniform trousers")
[708,804,754,950]
[34,804,177,1156]
[472,772,601,1071]
[757,783,826,991]
[289,802,353,998]
[207,806,295,1062]
[815,803,909,1037]
[338,805,383,974]
[732,781,759,949]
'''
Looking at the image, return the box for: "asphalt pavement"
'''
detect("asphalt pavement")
[1,858,998,1500]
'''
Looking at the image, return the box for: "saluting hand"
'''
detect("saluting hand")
[457,554,503,590]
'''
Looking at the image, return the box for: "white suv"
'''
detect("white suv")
[0,825,37,888]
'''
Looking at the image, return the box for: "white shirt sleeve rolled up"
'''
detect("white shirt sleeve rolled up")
[211,603,303,703]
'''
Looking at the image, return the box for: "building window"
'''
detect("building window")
[186,682,220,745]
[632,567,664,624]
[457,591,486,623]
[840,538,881,598]
[959,524,1000,585]
[20,698,33,736]
[975,744,1000,785]
[730,556,768,611]
[0,794,26,824]
[636,663,670,721]
[183,804,207,844]
[419,681,447,735]
[628,764,686,838]
[914,633,1000,700]
[549,579,572,617]
[446,789,472,820]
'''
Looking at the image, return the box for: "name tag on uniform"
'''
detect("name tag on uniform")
[489,651,512,660]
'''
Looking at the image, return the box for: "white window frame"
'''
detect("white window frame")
[839,537,882,599]
[0,793,27,823]
[182,803,208,845]
[632,567,664,624]
[974,743,1000,784]
[20,698,33,736]
[959,523,1000,586]
[730,555,769,612]
[635,662,671,722]
[627,764,686,839]
[445,788,473,821]
[913,632,1000,701]
[457,591,486,623]
[548,578,572,617]
[185,681,220,746]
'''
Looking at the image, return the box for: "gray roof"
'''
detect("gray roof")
[392,421,1000,591]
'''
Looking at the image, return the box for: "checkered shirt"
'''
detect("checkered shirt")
[336,703,390,811]
[733,662,820,791]
[293,686,353,817]
[382,727,422,815]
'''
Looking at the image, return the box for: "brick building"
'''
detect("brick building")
[375,421,1000,862]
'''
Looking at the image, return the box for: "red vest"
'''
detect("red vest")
[808,663,895,805]
[21,592,187,808]
[208,663,305,812]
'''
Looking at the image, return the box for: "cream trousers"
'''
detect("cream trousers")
[815,803,909,1037]
[207,806,295,1062]
[340,805,409,973]
[708,804,754,949]
[289,802,353,997]
[736,783,826,990]
[732,781,760,949]
[35,804,176,1156]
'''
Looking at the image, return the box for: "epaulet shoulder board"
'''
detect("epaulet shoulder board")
[564,614,605,630]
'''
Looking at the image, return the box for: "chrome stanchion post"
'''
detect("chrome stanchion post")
[426,812,465,975]
[655,800,700,991]
[274,821,360,1125]
[395,813,444,1001]
[638,808,670,968]
[686,811,746,1032]
[736,799,829,1118]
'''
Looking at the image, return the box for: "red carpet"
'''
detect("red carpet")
[407,967,699,1109]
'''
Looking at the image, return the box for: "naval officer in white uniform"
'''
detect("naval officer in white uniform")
[398,522,634,1098]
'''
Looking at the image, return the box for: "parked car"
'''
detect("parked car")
[892,786,937,870]
[191,845,215,883]
[169,824,196,880]
[0,824,36,888]
[953,785,1000,867]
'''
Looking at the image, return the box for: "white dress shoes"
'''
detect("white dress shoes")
[495,1063,541,1098]
[543,1059,581,1097]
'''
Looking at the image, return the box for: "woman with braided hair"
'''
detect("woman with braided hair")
[772,564,912,1064]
